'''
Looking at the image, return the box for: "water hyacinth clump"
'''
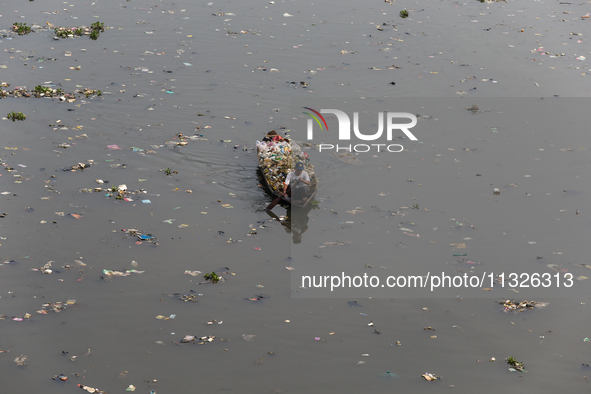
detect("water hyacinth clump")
[13,22,32,35]
[53,21,105,40]
[33,85,72,98]
[31,85,64,98]
[204,272,221,284]
[507,356,524,371]
[54,26,85,39]
[34,85,52,95]
[90,21,105,40]
[7,111,27,121]
[0,85,101,100]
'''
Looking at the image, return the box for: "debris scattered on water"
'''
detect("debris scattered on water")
[168,292,199,303]
[1,85,101,100]
[14,354,27,366]
[184,270,201,276]
[78,384,106,393]
[422,372,441,381]
[497,299,547,312]
[379,370,399,379]
[101,269,144,279]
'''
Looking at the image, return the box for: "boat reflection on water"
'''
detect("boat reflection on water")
[265,205,313,244]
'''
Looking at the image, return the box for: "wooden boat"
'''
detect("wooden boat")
[257,131,318,208]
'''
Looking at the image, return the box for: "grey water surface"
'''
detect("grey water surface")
[1,0,591,392]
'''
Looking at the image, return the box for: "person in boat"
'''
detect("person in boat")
[282,162,311,201]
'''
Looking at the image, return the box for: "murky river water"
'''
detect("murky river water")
[1,0,591,392]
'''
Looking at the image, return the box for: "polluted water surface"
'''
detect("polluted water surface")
[1,0,591,393]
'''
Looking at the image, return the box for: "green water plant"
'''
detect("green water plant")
[54,27,82,38]
[203,272,220,284]
[34,85,52,95]
[91,21,105,31]
[400,9,409,18]
[55,27,84,38]
[89,21,105,40]
[507,356,524,372]
[13,22,31,35]
[7,111,26,121]
[54,28,67,38]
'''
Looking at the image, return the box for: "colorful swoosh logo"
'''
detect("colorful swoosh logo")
[302,107,328,132]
